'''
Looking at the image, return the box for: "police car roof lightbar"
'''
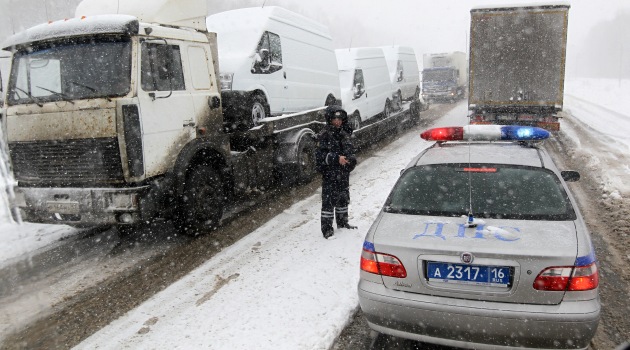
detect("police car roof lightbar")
[420,125,550,142]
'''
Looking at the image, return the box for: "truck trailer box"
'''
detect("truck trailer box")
[468,5,569,113]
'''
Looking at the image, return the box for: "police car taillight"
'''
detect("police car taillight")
[421,125,550,142]
[533,262,599,291]
[360,242,407,278]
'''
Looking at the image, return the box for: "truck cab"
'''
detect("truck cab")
[2,13,232,233]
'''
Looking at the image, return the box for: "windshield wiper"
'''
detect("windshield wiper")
[13,87,44,107]
[67,80,97,92]
[35,86,75,104]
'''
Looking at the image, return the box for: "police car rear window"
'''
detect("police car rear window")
[385,163,576,220]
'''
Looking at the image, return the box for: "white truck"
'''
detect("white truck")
[0,1,328,236]
[468,5,570,131]
[421,51,467,102]
[1,1,421,236]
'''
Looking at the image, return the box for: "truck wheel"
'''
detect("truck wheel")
[178,165,224,236]
[296,135,316,184]
[250,95,268,128]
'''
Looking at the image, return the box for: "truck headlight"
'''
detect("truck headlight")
[220,73,234,91]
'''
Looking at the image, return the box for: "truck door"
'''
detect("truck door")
[137,40,195,178]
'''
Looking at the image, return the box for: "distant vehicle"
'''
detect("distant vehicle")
[358,125,600,349]
[421,51,467,103]
[206,7,341,130]
[468,4,570,131]
[380,46,421,110]
[335,47,393,130]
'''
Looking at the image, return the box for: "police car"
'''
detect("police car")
[358,125,600,349]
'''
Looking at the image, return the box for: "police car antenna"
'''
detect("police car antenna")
[466,130,477,228]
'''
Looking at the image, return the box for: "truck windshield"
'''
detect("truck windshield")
[7,37,131,106]
[422,69,454,82]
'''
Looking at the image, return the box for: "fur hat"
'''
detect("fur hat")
[324,105,348,124]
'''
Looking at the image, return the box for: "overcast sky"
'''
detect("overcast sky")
[1,0,629,79]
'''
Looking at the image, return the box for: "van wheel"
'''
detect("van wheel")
[384,100,392,118]
[350,113,361,131]
[395,91,403,110]
[250,95,268,128]
[178,165,224,236]
[325,95,336,106]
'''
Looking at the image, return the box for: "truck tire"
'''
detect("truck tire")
[178,165,224,236]
[250,94,269,128]
[296,135,316,184]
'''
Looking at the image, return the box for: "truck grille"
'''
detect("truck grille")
[9,137,125,186]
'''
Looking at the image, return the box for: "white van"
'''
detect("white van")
[335,47,393,130]
[206,7,340,129]
[380,45,421,110]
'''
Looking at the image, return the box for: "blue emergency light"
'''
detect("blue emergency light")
[420,125,550,142]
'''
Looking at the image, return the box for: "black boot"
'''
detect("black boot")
[337,222,357,229]
[322,210,335,238]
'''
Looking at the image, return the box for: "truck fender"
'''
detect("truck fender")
[273,128,318,185]
[274,128,316,167]
[169,137,231,199]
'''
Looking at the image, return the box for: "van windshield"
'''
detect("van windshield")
[385,163,576,220]
[7,37,131,106]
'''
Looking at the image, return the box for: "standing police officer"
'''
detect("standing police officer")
[316,105,358,239]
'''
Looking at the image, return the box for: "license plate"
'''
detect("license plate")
[46,201,80,214]
[427,262,511,287]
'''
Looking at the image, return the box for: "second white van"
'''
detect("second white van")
[206,7,341,129]
[380,45,421,110]
[335,47,393,130]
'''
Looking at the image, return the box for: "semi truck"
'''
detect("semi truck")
[0,1,420,236]
[421,52,467,103]
[468,4,570,131]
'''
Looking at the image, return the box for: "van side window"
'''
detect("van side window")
[252,31,282,74]
[353,69,365,99]
[141,43,186,91]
